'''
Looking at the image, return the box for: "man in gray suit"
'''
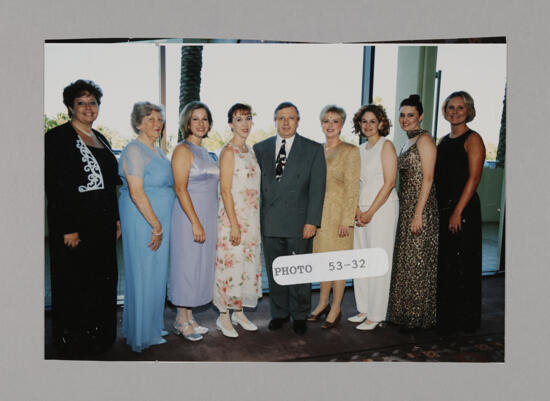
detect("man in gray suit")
[253,102,326,335]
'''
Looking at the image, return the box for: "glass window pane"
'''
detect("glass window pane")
[165,44,364,155]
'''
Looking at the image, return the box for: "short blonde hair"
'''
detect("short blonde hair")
[319,104,346,123]
[442,91,476,123]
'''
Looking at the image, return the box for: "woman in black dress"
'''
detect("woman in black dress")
[435,91,486,335]
[45,79,121,355]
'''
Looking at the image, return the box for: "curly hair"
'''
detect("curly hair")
[352,104,392,137]
[62,79,103,117]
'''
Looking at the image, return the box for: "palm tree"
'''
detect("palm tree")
[178,45,203,141]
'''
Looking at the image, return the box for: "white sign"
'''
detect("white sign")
[272,248,389,285]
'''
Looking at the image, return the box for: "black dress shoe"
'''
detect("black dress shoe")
[293,319,307,335]
[268,317,289,331]
[307,304,331,322]
[321,312,341,329]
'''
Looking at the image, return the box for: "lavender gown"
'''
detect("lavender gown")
[169,140,219,307]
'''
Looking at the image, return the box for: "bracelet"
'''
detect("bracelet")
[152,230,163,236]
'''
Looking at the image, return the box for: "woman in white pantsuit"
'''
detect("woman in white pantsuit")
[350,104,399,330]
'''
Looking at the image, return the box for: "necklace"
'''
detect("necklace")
[406,129,426,139]
[73,123,93,137]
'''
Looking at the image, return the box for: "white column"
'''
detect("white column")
[393,46,438,152]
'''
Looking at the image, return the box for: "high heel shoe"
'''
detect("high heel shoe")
[216,317,238,338]
[307,304,331,322]
[231,313,258,331]
[356,320,379,331]
[347,313,368,323]
[174,322,203,342]
[189,318,209,335]
[321,312,341,329]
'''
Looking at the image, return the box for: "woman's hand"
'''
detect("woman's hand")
[355,208,365,227]
[148,231,163,251]
[116,220,122,240]
[230,225,241,246]
[359,210,373,225]
[302,224,317,239]
[337,225,350,238]
[125,160,164,251]
[148,224,163,251]
[410,212,423,235]
[192,222,206,243]
[64,232,80,248]
[448,211,462,233]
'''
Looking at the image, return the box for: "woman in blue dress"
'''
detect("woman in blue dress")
[169,101,219,341]
[118,102,175,352]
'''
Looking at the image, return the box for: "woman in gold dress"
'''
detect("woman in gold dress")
[308,105,360,329]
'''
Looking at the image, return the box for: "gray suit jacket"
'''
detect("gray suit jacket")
[253,133,326,238]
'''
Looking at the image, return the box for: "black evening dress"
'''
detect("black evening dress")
[435,130,483,333]
[388,134,439,329]
[45,122,121,355]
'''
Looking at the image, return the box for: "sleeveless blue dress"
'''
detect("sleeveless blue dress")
[169,140,219,307]
[118,139,175,352]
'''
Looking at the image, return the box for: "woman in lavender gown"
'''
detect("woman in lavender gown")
[169,101,219,341]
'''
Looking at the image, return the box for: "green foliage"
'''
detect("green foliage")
[201,127,276,154]
[94,124,131,149]
[246,127,275,147]
[44,113,70,132]
[486,142,497,161]
[44,112,129,150]
[202,129,230,152]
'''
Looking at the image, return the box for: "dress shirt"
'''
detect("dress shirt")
[275,133,296,161]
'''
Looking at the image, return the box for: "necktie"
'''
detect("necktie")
[275,139,286,181]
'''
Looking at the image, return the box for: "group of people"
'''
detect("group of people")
[45,79,485,356]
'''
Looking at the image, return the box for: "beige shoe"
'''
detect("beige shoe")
[231,313,258,331]
[216,317,238,338]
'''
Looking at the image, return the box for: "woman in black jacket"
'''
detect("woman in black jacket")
[45,79,121,355]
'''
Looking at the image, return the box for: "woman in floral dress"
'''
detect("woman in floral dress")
[213,103,262,338]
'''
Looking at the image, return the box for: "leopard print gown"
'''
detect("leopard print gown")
[387,141,439,329]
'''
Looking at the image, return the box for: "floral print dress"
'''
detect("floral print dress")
[213,143,262,311]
